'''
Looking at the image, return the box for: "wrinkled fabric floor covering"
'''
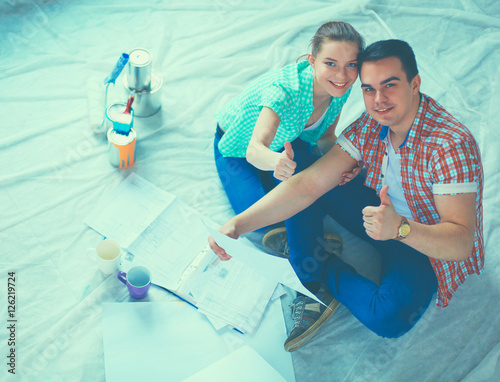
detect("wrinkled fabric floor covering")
[1,0,499,381]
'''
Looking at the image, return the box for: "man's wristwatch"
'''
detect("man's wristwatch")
[395,217,411,240]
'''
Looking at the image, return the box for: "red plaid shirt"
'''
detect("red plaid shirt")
[337,93,484,307]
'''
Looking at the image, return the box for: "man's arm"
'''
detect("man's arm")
[210,145,357,259]
[313,112,364,185]
[362,185,477,262]
[238,144,357,234]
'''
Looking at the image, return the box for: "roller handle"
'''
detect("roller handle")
[104,53,130,85]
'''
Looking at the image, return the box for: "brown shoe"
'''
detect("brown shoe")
[262,227,343,258]
[284,287,340,352]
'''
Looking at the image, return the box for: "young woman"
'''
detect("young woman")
[214,21,364,237]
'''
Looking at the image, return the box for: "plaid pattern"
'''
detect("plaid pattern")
[215,61,351,157]
[336,94,484,307]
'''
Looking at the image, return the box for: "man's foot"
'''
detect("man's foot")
[262,227,343,258]
[284,287,340,352]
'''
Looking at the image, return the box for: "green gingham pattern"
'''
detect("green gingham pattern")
[215,60,351,158]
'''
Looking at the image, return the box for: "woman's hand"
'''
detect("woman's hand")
[273,142,296,181]
[208,219,239,261]
[339,161,363,186]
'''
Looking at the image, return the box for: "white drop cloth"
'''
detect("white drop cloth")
[1,0,499,381]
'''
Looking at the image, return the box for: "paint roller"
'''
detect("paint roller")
[87,53,130,134]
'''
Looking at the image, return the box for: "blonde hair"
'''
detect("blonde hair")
[298,21,364,62]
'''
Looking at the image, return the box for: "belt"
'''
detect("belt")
[216,124,225,138]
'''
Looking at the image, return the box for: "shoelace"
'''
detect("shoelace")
[279,239,289,257]
[290,297,306,330]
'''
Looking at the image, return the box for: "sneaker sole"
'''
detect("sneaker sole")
[262,227,287,246]
[284,298,340,352]
[263,228,343,257]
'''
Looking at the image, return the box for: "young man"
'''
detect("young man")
[209,40,484,352]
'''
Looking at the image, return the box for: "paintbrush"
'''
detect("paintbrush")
[112,93,135,135]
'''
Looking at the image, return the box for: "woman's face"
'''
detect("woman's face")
[308,40,359,99]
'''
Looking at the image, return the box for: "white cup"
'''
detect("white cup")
[88,239,122,274]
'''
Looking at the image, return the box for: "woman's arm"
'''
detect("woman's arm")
[246,107,296,181]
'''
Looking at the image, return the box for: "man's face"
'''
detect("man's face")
[360,56,420,133]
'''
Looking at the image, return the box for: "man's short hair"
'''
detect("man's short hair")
[359,39,419,82]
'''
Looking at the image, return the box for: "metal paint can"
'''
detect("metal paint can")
[107,128,136,168]
[105,102,135,132]
[123,70,162,117]
[127,48,152,91]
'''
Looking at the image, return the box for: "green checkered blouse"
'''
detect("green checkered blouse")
[215,60,352,158]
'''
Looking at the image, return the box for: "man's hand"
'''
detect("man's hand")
[273,141,296,181]
[208,235,231,261]
[362,185,402,240]
[339,161,364,186]
[208,220,239,261]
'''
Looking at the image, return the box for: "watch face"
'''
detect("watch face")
[400,223,411,237]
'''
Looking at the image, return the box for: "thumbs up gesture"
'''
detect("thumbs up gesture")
[274,141,297,181]
[361,185,401,240]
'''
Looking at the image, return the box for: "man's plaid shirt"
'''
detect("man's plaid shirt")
[337,93,484,307]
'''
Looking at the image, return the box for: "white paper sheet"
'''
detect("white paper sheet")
[183,345,286,382]
[102,299,295,382]
[186,257,278,334]
[208,226,328,307]
[85,173,176,248]
[127,200,212,290]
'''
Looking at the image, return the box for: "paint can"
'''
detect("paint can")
[105,102,135,132]
[105,102,136,168]
[107,128,137,169]
[127,48,152,91]
[123,70,162,117]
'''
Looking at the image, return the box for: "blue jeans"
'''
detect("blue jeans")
[286,169,438,338]
[213,125,319,218]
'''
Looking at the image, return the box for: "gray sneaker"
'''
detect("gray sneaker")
[284,288,340,352]
[262,227,343,258]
